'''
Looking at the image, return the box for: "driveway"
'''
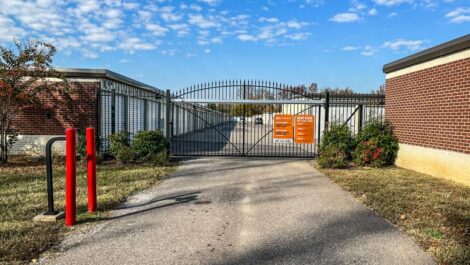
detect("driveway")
[171,122,316,157]
[49,157,434,265]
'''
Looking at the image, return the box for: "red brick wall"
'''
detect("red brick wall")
[385,58,470,154]
[11,81,100,135]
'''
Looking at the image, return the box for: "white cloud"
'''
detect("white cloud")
[304,0,324,8]
[382,39,425,51]
[446,7,470,23]
[146,23,169,36]
[188,14,219,28]
[361,45,377,56]
[82,49,99,59]
[159,6,183,22]
[204,48,211,53]
[118,38,157,53]
[330,13,360,23]
[259,17,279,23]
[349,0,367,12]
[287,20,308,29]
[285,32,310,40]
[0,0,313,57]
[168,23,190,36]
[0,15,26,42]
[198,0,221,6]
[238,34,257,42]
[341,46,358,51]
[374,0,414,6]
[368,9,378,16]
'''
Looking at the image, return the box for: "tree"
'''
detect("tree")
[308,82,318,93]
[371,84,386,95]
[321,86,355,95]
[0,40,69,164]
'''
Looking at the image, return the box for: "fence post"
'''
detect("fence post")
[86,128,97,213]
[324,91,330,130]
[242,82,246,156]
[357,104,364,133]
[165,90,172,150]
[143,99,148,131]
[65,128,77,226]
[111,89,116,134]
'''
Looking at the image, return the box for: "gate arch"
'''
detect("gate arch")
[169,80,323,157]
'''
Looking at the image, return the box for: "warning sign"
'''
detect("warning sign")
[273,114,293,143]
[294,115,315,144]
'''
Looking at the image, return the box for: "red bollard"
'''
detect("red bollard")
[86,128,97,213]
[65,128,76,226]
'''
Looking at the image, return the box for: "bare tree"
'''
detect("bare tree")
[0,40,69,163]
[371,84,386,95]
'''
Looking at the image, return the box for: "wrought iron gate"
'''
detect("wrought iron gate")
[167,81,324,158]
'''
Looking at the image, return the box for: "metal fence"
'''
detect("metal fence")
[97,79,385,158]
[325,93,385,135]
[169,81,385,157]
[98,79,166,152]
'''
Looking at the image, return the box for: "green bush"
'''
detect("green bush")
[131,130,167,160]
[114,146,136,164]
[107,130,167,164]
[318,145,349,168]
[151,150,170,166]
[353,120,399,167]
[108,131,131,163]
[77,132,86,161]
[318,123,355,168]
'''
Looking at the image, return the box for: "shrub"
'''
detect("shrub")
[76,132,86,161]
[151,150,170,166]
[131,130,167,161]
[318,123,355,168]
[114,146,136,164]
[108,131,131,163]
[318,145,349,168]
[353,120,399,167]
[108,130,167,164]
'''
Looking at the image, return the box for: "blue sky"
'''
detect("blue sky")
[0,0,469,92]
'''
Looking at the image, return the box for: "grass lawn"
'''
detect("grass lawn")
[317,165,470,265]
[0,158,176,264]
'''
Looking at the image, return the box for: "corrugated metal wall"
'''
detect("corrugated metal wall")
[99,79,165,152]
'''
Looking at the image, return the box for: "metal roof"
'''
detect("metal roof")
[57,68,163,94]
[383,34,470,73]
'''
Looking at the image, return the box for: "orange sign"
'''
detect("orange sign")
[295,115,315,144]
[273,114,293,143]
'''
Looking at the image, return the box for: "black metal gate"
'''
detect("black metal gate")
[167,81,324,158]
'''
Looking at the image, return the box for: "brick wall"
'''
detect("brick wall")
[11,81,100,135]
[385,58,470,154]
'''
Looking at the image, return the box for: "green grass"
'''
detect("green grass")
[0,158,176,264]
[317,165,470,265]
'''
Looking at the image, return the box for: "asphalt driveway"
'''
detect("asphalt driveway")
[49,157,435,265]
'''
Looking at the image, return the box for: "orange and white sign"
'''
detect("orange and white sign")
[294,115,315,144]
[273,114,293,143]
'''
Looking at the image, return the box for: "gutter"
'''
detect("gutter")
[56,68,164,95]
[383,34,470,74]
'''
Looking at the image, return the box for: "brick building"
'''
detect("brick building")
[383,34,470,185]
[10,69,167,155]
